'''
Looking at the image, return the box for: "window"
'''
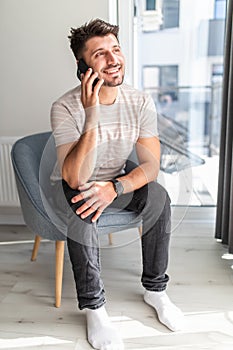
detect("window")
[146,0,156,11]
[160,65,178,87]
[141,0,180,31]
[214,0,226,19]
[143,65,178,89]
[121,0,227,206]
[161,0,179,29]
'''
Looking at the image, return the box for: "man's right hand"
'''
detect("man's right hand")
[81,68,104,109]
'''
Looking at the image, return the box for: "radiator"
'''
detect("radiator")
[0,137,20,206]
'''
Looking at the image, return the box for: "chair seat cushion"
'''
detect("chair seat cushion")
[97,208,142,234]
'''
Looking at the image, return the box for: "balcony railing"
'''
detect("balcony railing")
[144,84,222,158]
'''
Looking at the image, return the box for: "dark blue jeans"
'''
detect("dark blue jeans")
[62,179,171,310]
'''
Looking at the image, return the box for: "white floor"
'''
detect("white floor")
[0,207,233,350]
[159,155,219,207]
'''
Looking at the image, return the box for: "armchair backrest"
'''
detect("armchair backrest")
[11,132,53,214]
[11,132,67,240]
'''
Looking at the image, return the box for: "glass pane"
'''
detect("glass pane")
[160,66,178,87]
[146,0,156,11]
[215,0,226,18]
[162,0,179,29]
[134,0,226,207]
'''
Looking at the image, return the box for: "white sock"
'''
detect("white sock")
[144,290,184,331]
[86,305,124,350]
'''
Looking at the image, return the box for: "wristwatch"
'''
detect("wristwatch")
[109,179,124,197]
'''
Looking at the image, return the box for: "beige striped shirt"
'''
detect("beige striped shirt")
[50,83,158,181]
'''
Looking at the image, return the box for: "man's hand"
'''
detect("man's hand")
[81,68,104,109]
[71,181,117,222]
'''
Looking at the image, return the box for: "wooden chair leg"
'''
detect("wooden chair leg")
[31,235,41,261]
[55,241,65,308]
[108,233,113,245]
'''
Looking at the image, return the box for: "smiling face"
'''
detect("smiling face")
[82,34,125,87]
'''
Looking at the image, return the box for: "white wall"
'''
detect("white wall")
[0,0,109,137]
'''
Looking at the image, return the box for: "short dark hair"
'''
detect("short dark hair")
[68,18,119,59]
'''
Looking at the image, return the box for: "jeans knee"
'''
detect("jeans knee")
[156,184,171,233]
[148,181,171,222]
[148,181,170,204]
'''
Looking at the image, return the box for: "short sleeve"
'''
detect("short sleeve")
[50,101,82,147]
[139,94,158,138]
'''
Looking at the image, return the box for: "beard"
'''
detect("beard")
[102,74,125,87]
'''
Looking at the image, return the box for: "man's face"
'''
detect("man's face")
[82,34,125,87]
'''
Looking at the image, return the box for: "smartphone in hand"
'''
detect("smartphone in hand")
[77,59,99,90]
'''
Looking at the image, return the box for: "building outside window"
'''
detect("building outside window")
[132,0,226,206]
[138,0,179,31]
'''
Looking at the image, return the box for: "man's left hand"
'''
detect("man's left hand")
[71,181,117,222]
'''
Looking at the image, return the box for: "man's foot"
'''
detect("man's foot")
[144,290,184,331]
[86,305,124,350]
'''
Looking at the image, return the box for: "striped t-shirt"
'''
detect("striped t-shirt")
[50,83,158,182]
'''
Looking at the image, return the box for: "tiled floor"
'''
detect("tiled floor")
[0,207,233,350]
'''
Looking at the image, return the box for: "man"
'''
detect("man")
[51,18,184,350]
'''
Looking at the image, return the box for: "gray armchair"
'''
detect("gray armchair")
[11,132,142,307]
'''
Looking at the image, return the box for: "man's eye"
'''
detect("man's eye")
[95,52,104,58]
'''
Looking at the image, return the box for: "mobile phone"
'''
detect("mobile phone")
[77,58,99,89]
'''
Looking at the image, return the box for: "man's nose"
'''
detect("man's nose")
[106,51,118,65]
